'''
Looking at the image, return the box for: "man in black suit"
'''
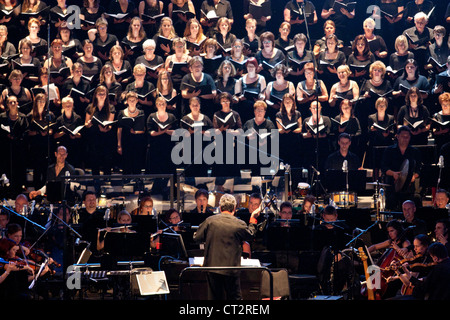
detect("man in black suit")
[193,193,260,300]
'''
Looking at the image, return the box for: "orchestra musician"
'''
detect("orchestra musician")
[409,242,450,300]
[315,205,354,297]
[386,234,433,299]
[434,219,450,255]
[433,189,449,209]
[380,125,422,211]
[0,238,35,300]
[28,146,76,203]
[324,132,361,171]
[97,210,135,252]
[183,188,214,226]
[367,219,411,299]
[400,200,427,243]
[132,195,154,215]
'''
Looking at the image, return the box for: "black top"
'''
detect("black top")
[325,150,361,171]
[193,213,257,274]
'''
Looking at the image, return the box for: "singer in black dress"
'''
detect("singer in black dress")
[301,100,332,172]
[117,91,147,174]
[179,96,213,177]
[26,93,56,189]
[146,97,177,174]
[242,100,276,176]
[0,95,29,196]
[431,93,450,155]
[397,87,431,146]
[53,96,84,169]
[367,97,396,170]
[84,85,116,176]
[212,92,242,177]
[275,93,303,168]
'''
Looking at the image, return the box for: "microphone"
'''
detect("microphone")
[200,205,204,213]
[104,208,110,221]
[0,174,9,187]
[75,238,90,246]
[438,155,444,169]
[342,160,348,172]
[311,166,320,176]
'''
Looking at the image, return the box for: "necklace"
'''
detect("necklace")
[128,108,138,115]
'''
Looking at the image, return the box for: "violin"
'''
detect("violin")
[381,254,424,272]
[18,241,61,270]
[10,256,56,276]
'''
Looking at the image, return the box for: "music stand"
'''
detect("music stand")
[266,220,310,251]
[132,215,158,234]
[323,170,367,193]
[159,232,188,260]
[46,181,65,203]
[104,232,150,260]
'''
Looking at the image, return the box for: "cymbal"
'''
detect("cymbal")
[395,159,409,192]
[367,182,391,187]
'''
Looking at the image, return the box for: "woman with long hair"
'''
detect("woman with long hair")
[27,93,56,188]
[275,93,303,167]
[397,86,431,146]
[121,16,147,65]
[84,85,116,175]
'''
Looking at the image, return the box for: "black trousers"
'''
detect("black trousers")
[206,272,242,300]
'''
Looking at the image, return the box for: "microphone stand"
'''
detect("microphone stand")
[300,1,322,201]
[46,6,52,171]
[0,205,45,231]
[437,156,444,190]
[343,161,349,208]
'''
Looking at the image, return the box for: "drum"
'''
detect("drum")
[331,192,357,207]
[297,182,310,197]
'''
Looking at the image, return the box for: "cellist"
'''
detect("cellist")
[367,220,411,299]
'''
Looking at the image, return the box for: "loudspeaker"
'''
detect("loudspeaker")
[131,268,170,296]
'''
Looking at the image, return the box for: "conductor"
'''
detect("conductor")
[193,193,260,300]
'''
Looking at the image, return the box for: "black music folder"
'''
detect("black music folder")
[323,170,366,193]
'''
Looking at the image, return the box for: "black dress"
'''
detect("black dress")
[54,111,84,168]
[117,109,147,174]
[27,111,56,189]
[367,112,395,169]
[212,109,242,177]
[397,104,430,146]
[84,104,116,175]
[179,113,213,177]
[146,112,177,174]
[275,110,303,168]
[0,111,28,195]
[242,117,276,175]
